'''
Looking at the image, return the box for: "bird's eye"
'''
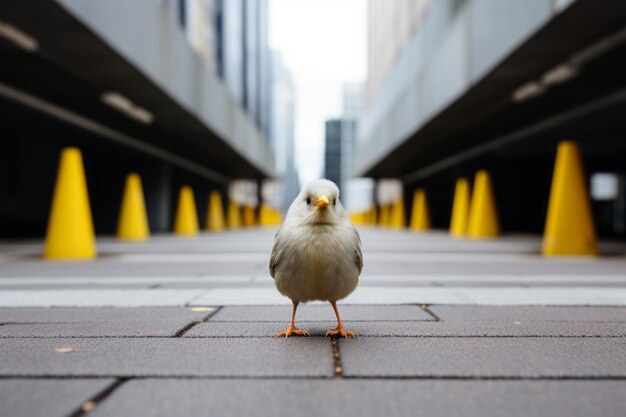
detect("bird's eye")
[306,197,311,205]
[332,198,336,206]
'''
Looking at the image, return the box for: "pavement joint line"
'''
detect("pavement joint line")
[182,335,626,339]
[66,378,127,417]
[3,334,625,339]
[420,305,442,321]
[205,320,435,323]
[173,308,222,337]
[331,338,344,380]
[183,289,214,307]
[2,374,625,381]
[0,321,76,325]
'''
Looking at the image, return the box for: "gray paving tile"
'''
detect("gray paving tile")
[430,306,626,322]
[0,337,333,377]
[0,378,115,417]
[340,337,626,377]
[0,307,209,323]
[0,275,254,285]
[0,320,200,337]
[209,305,433,321]
[186,321,347,337]
[0,262,264,277]
[90,379,626,417]
[437,282,626,288]
[361,262,626,275]
[159,281,274,289]
[0,284,154,290]
[185,320,626,338]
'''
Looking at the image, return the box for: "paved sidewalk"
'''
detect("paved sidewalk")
[0,228,625,417]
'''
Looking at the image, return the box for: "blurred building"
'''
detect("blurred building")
[270,52,298,212]
[324,120,356,199]
[357,0,626,237]
[0,0,277,236]
[207,0,271,134]
[183,0,217,70]
[324,119,343,189]
[324,84,362,206]
[365,0,431,107]
[343,83,363,119]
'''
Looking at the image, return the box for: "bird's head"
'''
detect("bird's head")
[286,179,346,226]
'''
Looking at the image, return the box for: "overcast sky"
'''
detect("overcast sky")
[269,0,366,186]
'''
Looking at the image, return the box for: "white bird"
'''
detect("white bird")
[270,179,362,337]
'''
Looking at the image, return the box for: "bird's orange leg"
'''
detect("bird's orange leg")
[326,301,356,338]
[277,301,310,337]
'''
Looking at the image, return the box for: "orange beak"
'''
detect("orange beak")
[315,195,330,208]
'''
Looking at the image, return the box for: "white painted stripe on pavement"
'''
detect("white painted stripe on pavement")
[0,289,208,307]
[114,252,587,263]
[190,287,626,307]
[1,287,625,308]
[0,275,253,286]
[253,274,626,283]
[117,253,268,262]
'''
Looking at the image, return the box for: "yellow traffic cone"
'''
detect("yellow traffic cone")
[243,205,256,228]
[389,198,406,229]
[116,173,150,241]
[369,205,378,225]
[379,204,390,227]
[259,203,282,226]
[449,178,470,238]
[173,186,199,236]
[259,203,272,227]
[271,207,283,225]
[227,200,242,229]
[44,148,96,260]
[206,191,226,231]
[410,188,431,232]
[542,141,597,256]
[350,212,367,225]
[467,170,500,239]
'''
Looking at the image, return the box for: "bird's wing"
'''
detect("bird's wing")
[269,228,283,279]
[353,226,363,274]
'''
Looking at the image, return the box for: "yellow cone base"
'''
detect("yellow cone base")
[227,201,242,229]
[467,170,500,239]
[368,205,378,225]
[389,199,406,230]
[378,205,390,227]
[350,212,368,225]
[410,189,431,232]
[117,173,150,241]
[243,205,256,228]
[44,148,96,260]
[206,191,226,231]
[449,178,470,238]
[173,186,199,236]
[259,203,282,226]
[542,141,597,256]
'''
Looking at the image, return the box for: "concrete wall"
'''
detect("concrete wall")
[356,0,577,176]
[56,0,275,177]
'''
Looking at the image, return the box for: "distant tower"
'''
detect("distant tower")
[324,83,362,202]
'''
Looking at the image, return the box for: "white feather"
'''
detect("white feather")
[270,179,362,303]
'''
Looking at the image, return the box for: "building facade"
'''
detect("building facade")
[358,0,626,237]
[270,52,299,212]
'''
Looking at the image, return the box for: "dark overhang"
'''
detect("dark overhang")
[362,0,626,182]
[0,0,272,183]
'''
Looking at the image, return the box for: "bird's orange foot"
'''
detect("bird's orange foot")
[277,326,310,337]
[326,325,356,338]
